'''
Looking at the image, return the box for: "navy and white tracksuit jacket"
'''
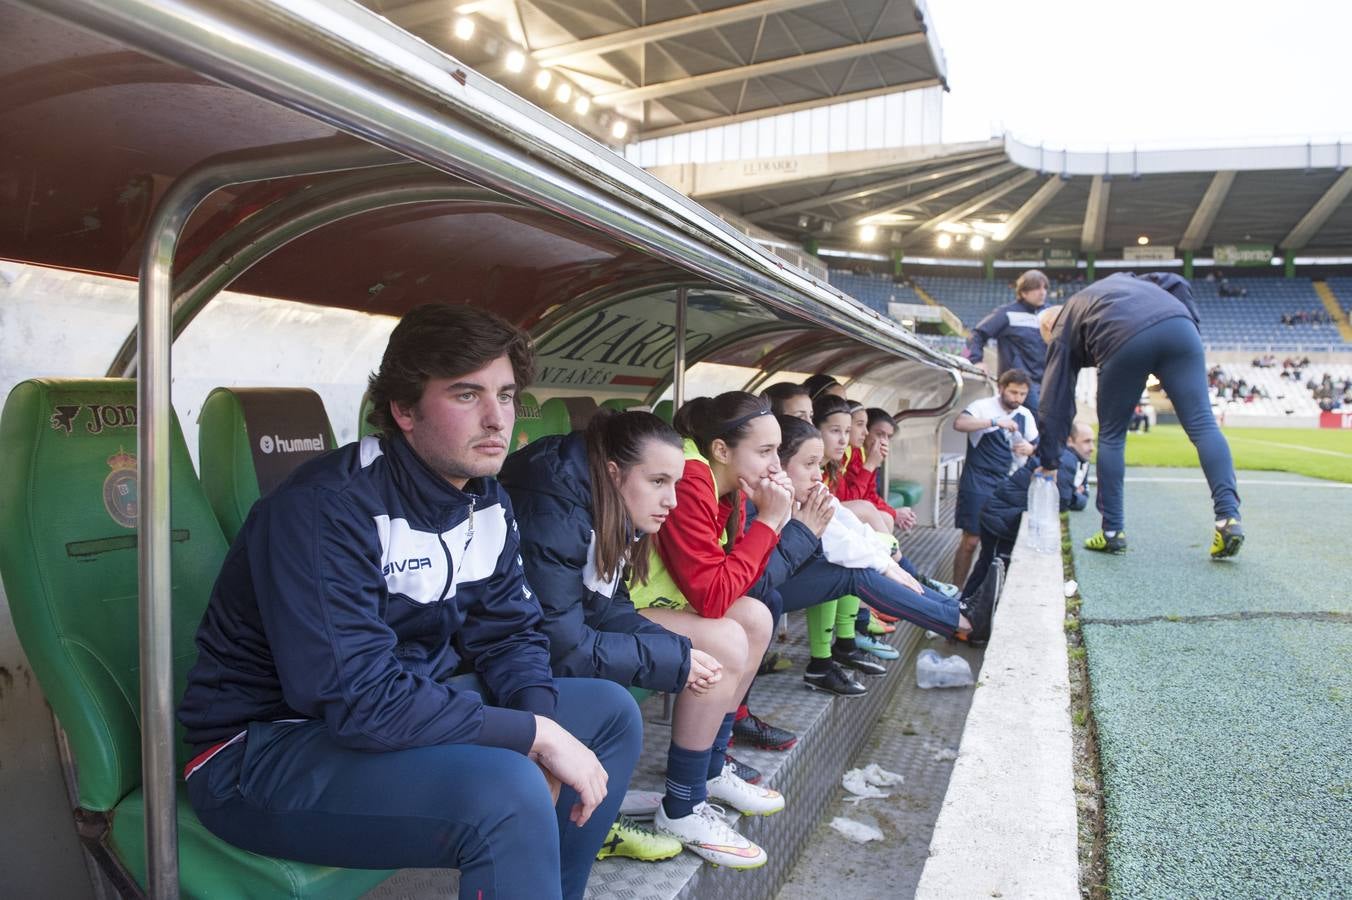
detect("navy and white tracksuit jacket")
[179,432,557,758]
[499,432,692,693]
[964,298,1049,383]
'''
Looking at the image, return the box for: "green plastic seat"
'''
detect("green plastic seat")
[512,392,569,449]
[198,387,337,543]
[651,400,673,424]
[0,378,390,899]
[541,396,598,432]
[357,389,379,438]
[600,398,641,412]
[888,479,924,509]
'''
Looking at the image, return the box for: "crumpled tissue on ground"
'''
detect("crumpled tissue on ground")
[830,816,884,843]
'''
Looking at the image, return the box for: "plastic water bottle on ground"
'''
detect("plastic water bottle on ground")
[915,649,974,689]
[1026,472,1061,555]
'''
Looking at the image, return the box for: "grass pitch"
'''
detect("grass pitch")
[1114,424,1352,483]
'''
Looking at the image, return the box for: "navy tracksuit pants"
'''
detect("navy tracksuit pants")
[1096,316,1241,532]
[186,677,641,900]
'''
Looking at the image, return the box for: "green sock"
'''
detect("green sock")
[806,599,838,660]
[835,595,861,640]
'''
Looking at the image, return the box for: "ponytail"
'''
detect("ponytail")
[585,409,682,586]
[673,391,772,548]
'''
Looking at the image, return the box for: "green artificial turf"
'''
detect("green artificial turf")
[1069,469,1352,898]
[1108,425,1352,483]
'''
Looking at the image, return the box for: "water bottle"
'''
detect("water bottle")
[1026,472,1060,555]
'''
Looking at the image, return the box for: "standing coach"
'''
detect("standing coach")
[1037,273,1243,558]
[964,269,1052,412]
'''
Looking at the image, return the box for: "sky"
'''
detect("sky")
[933,0,1352,149]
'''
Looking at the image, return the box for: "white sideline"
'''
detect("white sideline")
[916,524,1080,900]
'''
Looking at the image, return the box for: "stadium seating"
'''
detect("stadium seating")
[825,269,923,313]
[870,273,1352,352]
[1210,362,1352,418]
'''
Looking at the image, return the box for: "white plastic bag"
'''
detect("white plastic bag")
[915,648,974,689]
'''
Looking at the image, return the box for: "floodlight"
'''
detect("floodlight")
[453,18,475,40]
[936,233,953,250]
[970,234,986,251]
[505,50,526,73]
[611,120,629,140]
[555,82,572,103]
[574,95,591,115]
[534,70,552,90]
[860,225,878,242]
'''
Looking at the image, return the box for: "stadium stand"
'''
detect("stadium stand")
[830,271,1352,353]
[1190,277,1346,350]
[1209,362,1352,417]
[826,269,923,313]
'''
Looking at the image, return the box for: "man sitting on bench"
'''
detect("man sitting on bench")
[178,304,642,900]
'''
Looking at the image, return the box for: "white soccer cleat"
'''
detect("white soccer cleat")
[654,802,768,869]
[706,762,786,816]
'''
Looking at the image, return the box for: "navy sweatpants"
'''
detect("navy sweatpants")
[1096,316,1241,532]
[960,532,1016,601]
[775,557,961,637]
[186,678,642,900]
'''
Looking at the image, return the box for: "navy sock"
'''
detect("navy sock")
[706,713,736,780]
[663,742,712,819]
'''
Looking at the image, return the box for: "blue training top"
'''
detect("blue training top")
[1038,272,1200,469]
[179,432,557,756]
[964,297,1049,381]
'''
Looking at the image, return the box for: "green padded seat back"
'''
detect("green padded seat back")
[652,400,674,424]
[198,387,337,543]
[0,379,228,811]
[600,398,641,412]
[357,389,379,438]
[542,396,598,432]
[512,392,569,449]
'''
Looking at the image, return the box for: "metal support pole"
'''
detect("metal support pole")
[673,287,688,411]
[132,140,396,899]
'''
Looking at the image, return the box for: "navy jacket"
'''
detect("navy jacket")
[179,433,556,756]
[1039,273,1200,468]
[500,433,692,693]
[980,446,1088,542]
[964,298,1049,380]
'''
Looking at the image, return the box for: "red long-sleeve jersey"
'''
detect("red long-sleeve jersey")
[834,446,897,522]
[654,458,779,619]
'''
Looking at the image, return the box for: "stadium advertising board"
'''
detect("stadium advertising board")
[1214,243,1274,267]
[1123,245,1176,261]
[1319,411,1352,429]
[1044,248,1077,269]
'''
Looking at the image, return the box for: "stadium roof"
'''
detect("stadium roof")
[669,137,1352,259]
[363,0,948,141]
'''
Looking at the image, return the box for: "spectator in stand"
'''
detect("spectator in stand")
[963,269,1052,412]
[951,369,1038,585]
[1037,272,1243,559]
